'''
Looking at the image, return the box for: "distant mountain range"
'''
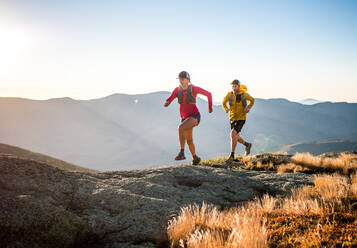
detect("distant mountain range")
[280,139,357,155]
[298,98,321,105]
[0,92,356,170]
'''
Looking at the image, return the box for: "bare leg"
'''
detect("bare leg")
[231,129,238,153]
[178,127,186,150]
[184,128,196,157]
[236,133,246,145]
[231,130,247,150]
[178,117,198,150]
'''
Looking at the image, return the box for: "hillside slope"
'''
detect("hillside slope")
[280,139,357,155]
[0,143,97,173]
[0,96,168,170]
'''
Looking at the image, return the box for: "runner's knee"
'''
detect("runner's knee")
[186,139,194,145]
[178,124,184,132]
[232,131,239,138]
[230,130,236,137]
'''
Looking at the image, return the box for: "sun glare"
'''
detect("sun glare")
[0,26,33,55]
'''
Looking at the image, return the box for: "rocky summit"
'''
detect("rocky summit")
[0,154,313,248]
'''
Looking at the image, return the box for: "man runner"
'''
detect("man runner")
[222,79,255,161]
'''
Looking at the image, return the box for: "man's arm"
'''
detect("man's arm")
[245,93,255,112]
[222,93,229,113]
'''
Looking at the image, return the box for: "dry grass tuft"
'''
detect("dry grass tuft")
[292,152,322,166]
[199,157,229,165]
[201,152,357,176]
[242,155,254,163]
[199,155,243,166]
[281,197,322,215]
[243,152,357,175]
[182,152,357,246]
[167,202,268,248]
[245,161,275,171]
[314,174,349,201]
[351,173,357,200]
[291,152,357,175]
[167,203,213,246]
[167,173,357,247]
[277,163,297,173]
[186,230,226,248]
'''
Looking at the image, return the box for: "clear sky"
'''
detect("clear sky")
[1,0,356,102]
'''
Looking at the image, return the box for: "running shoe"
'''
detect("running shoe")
[245,143,252,156]
[175,151,186,160]
[192,156,201,165]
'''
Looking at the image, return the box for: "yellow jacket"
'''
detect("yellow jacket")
[222,91,255,120]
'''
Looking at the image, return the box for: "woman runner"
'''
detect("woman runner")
[164,71,213,165]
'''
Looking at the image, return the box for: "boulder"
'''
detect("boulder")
[0,154,313,247]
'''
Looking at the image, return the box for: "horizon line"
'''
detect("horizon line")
[0,91,356,104]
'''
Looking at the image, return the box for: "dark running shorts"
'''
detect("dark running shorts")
[230,120,246,133]
[181,113,201,125]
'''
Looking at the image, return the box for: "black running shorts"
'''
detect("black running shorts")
[230,120,246,133]
[181,113,201,125]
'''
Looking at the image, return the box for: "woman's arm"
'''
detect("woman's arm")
[194,86,213,112]
[164,87,178,107]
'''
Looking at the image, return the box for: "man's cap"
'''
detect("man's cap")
[231,79,240,85]
[177,71,190,79]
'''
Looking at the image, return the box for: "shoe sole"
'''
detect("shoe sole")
[175,157,186,161]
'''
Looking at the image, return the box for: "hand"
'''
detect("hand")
[244,107,250,113]
[164,101,170,107]
[208,108,213,113]
[225,109,229,113]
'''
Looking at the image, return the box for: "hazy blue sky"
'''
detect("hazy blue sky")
[1,0,356,102]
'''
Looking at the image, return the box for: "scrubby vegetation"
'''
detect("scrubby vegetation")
[167,152,357,247]
[201,151,357,175]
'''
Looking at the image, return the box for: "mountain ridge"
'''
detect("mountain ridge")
[0,92,356,170]
[1,92,356,104]
[280,139,357,155]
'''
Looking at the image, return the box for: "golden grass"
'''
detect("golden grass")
[350,173,357,200]
[314,174,349,201]
[277,163,305,174]
[244,161,275,171]
[292,152,322,166]
[291,152,357,175]
[227,152,357,175]
[179,152,357,247]
[199,157,230,165]
[242,155,254,163]
[200,155,243,166]
[167,173,357,247]
[186,230,226,248]
[281,197,322,215]
[167,202,268,248]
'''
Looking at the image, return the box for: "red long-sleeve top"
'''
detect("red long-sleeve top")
[166,86,213,118]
